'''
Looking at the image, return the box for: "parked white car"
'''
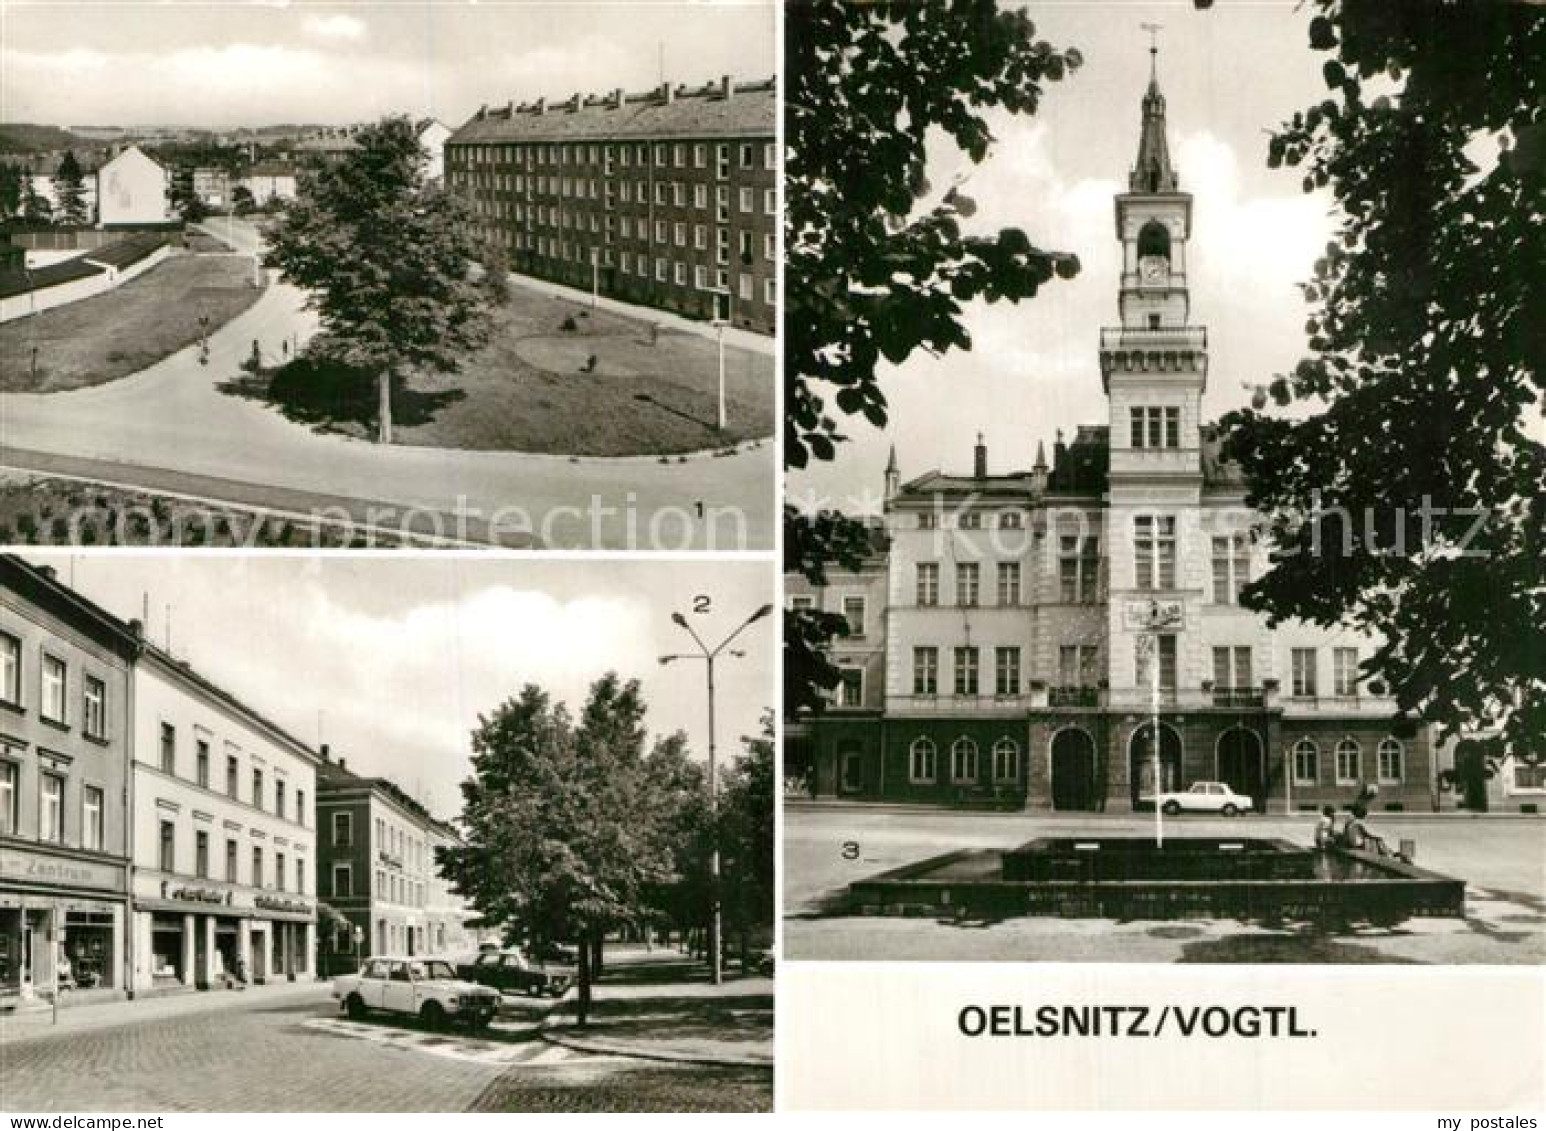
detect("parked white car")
[1151,781,1255,817]
[333,956,500,1029]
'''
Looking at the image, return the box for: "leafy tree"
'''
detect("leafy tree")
[718,712,775,963]
[0,162,23,218]
[264,116,502,443]
[168,165,207,224]
[1221,1,1545,765]
[783,1,1082,712]
[231,184,256,216]
[19,161,51,226]
[438,676,684,1025]
[52,150,89,226]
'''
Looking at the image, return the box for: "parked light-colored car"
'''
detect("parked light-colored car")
[333,956,500,1029]
[1151,781,1255,817]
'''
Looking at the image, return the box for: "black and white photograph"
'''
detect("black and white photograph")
[782,1,1545,969]
[0,551,774,1111]
[0,1,776,551]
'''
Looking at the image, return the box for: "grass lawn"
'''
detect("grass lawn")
[0,252,265,395]
[223,291,775,456]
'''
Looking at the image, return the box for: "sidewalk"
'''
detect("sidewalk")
[0,978,328,1045]
[539,949,772,1069]
[503,272,774,358]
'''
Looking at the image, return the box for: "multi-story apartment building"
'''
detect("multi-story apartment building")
[445,75,776,335]
[316,751,465,967]
[787,70,1434,815]
[129,645,319,993]
[0,558,138,1005]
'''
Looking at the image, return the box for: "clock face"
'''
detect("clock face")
[1139,255,1167,283]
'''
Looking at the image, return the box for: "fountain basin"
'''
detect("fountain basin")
[849,837,1465,924]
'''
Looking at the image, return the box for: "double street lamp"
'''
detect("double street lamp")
[659,601,773,985]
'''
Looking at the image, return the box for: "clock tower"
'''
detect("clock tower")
[1101,43,1211,730]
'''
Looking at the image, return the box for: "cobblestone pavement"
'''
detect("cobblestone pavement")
[0,991,768,1112]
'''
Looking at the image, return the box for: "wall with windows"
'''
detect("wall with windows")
[445,80,776,335]
[129,653,318,991]
[0,587,132,856]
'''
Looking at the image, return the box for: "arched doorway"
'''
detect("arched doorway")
[1216,728,1265,809]
[1129,722,1182,807]
[1050,728,1099,811]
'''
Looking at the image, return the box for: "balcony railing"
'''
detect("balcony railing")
[1212,686,1265,708]
[1099,325,1208,351]
[1048,686,1099,708]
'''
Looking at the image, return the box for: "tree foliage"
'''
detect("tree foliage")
[782,0,1080,712]
[437,675,718,1025]
[718,712,776,949]
[52,151,89,227]
[263,116,502,443]
[1221,0,1545,763]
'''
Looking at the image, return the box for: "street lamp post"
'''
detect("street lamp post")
[659,601,773,986]
[712,289,731,432]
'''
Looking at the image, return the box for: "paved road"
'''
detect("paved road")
[0,257,772,551]
[784,805,1546,963]
[0,984,768,1112]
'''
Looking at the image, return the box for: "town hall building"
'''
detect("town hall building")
[787,63,1434,816]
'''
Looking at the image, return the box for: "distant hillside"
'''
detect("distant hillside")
[0,123,89,154]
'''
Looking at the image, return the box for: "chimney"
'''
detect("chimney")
[128,618,145,638]
[612,87,625,109]
[36,564,57,581]
[320,743,331,762]
[338,757,347,771]
[721,74,734,100]
[974,433,987,479]
[659,82,674,105]
[535,96,546,116]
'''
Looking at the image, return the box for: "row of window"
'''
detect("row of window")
[1290,737,1407,785]
[900,734,1407,788]
[453,140,775,175]
[0,761,105,847]
[156,820,306,892]
[457,175,776,218]
[901,529,1253,602]
[907,736,1020,785]
[892,642,1364,698]
[904,533,1243,607]
[326,862,428,909]
[156,722,306,828]
[0,632,111,741]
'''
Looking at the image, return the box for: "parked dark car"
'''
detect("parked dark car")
[455,950,572,998]
[533,941,580,966]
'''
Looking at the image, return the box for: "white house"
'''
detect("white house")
[238,162,298,207]
[96,146,172,228]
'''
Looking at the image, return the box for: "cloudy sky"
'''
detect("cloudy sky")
[21,552,774,822]
[791,2,1340,512]
[1,0,774,129]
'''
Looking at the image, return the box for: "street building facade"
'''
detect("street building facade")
[129,645,319,994]
[787,71,1435,816]
[445,75,776,334]
[315,751,468,970]
[0,558,139,1006]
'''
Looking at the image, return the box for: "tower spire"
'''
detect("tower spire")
[1131,24,1177,193]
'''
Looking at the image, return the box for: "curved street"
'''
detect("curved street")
[0,230,772,550]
